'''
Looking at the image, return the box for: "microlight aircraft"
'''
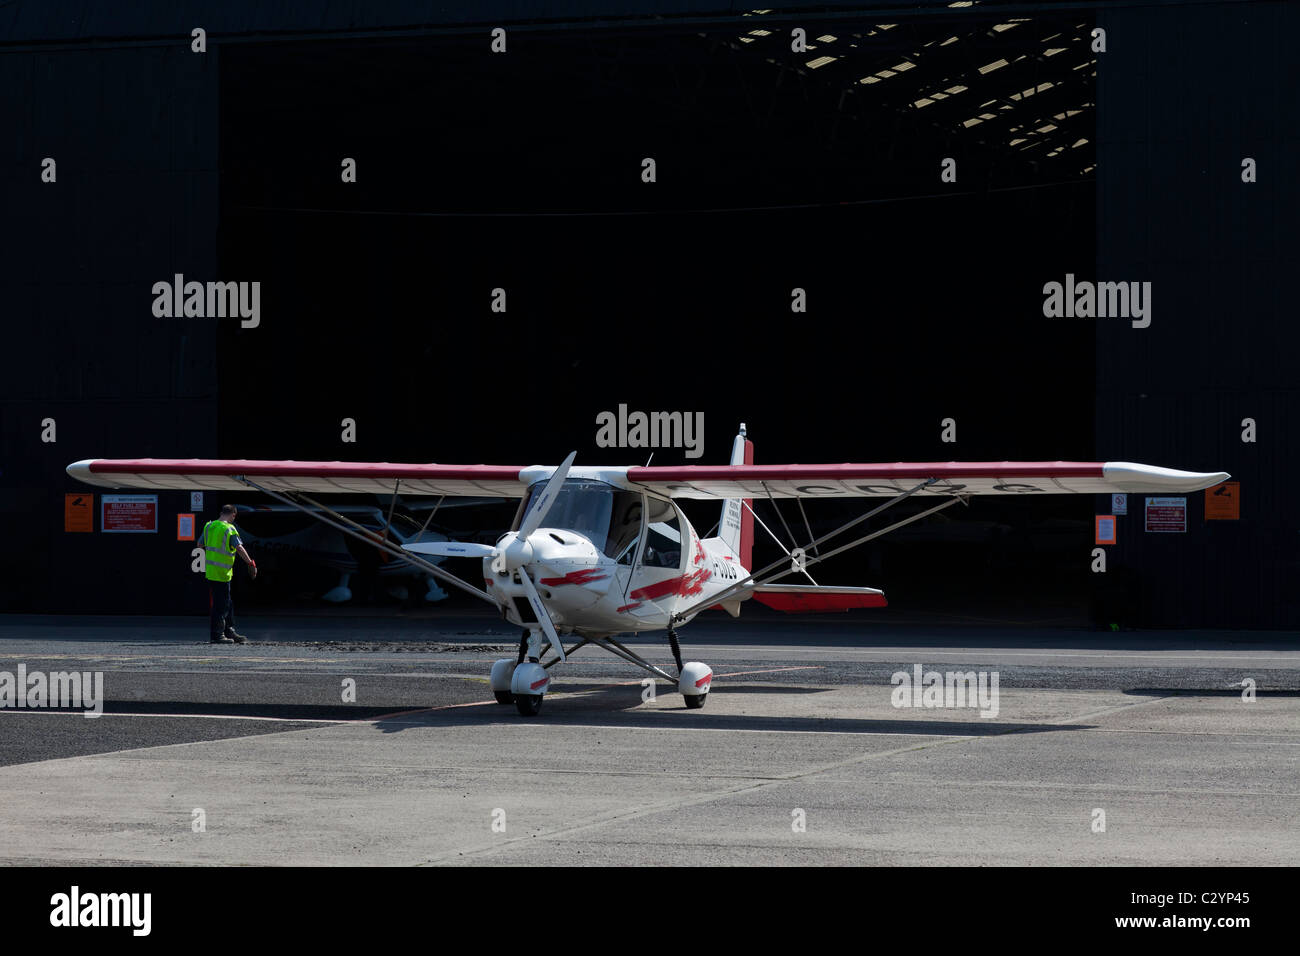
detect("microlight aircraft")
[68,425,1227,715]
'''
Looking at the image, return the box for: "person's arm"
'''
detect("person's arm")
[235,543,257,578]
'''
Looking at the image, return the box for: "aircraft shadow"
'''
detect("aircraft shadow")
[375,683,1085,737]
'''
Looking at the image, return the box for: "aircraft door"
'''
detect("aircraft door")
[625,496,687,614]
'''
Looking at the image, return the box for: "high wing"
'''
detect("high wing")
[625,461,1229,499]
[66,459,530,496]
[67,458,1230,499]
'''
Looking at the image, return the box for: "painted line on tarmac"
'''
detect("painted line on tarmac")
[0,709,351,724]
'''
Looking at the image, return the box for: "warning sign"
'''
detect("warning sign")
[1111,493,1127,515]
[1145,496,1187,533]
[64,494,93,533]
[102,494,158,533]
[1205,482,1240,520]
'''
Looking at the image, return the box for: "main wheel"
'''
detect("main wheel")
[515,693,543,716]
[683,693,707,710]
[494,691,514,705]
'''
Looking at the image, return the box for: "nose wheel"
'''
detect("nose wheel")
[669,626,712,709]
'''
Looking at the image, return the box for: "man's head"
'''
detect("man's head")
[220,504,237,521]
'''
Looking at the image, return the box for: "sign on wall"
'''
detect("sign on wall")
[1111,493,1127,515]
[102,494,158,533]
[1095,515,1117,545]
[1205,482,1240,520]
[1144,496,1187,533]
[64,493,94,533]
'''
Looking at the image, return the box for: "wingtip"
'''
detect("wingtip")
[1104,462,1232,493]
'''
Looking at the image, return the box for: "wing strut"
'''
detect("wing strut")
[414,495,446,537]
[377,479,400,546]
[673,478,957,623]
[742,498,819,586]
[234,476,495,606]
[794,498,820,557]
[760,482,800,553]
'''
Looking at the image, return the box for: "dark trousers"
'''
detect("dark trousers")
[209,580,235,639]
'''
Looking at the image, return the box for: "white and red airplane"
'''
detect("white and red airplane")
[67,425,1228,716]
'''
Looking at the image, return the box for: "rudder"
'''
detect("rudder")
[717,424,754,570]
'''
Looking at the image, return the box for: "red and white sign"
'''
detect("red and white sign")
[1144,496,1187,533]
[102,494,158,533]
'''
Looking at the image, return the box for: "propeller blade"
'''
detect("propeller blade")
[402,541,496,558]
[518,570,566,663]
[517,451,577,540]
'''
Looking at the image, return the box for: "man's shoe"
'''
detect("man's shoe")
[210,635,234,644]
[225,630,249,644]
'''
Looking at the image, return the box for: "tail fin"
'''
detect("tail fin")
[717,423,754,570]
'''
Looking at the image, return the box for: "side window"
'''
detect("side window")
[608,494,643,565]
[639,499,682,570]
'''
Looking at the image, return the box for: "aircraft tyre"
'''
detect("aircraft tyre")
[678,662,713,709]
[510,662,550,718]
[490,658,517,704]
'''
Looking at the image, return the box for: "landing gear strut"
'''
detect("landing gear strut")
[509,628,550,717]
[665,625,711,709]
[666,626,685,674]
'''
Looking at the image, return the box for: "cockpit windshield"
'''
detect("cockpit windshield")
[516,479,643,560]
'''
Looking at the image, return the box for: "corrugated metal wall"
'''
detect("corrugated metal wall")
[0,42,220,613]
[1095,2,1299,627]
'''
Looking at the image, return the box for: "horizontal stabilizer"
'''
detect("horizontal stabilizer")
[750,584,887,613]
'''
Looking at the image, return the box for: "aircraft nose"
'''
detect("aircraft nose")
[502,533,534,568]
[527,530,593,563]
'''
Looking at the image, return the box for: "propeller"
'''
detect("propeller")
[518,568,566,662]
[402,541,495,558]
[402,451,576,569]
[517,450,576,540]
[401,453,576,662]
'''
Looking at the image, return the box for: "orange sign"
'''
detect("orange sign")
[177,513,196,540]
[1205,481,1240,520]
[1095,515,1117,545]
[64,493,93,533]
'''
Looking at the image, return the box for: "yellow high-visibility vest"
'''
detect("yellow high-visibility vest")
[203,519,238,582]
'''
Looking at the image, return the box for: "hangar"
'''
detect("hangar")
[2,0,1293,628]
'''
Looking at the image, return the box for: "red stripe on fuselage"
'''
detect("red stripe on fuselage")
[539,568,608,586]
[630,568,712,601]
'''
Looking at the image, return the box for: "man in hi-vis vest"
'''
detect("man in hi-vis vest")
[203,504,257,644]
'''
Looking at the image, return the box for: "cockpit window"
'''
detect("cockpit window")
[639,499,682,569]
[517,479,644,560]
